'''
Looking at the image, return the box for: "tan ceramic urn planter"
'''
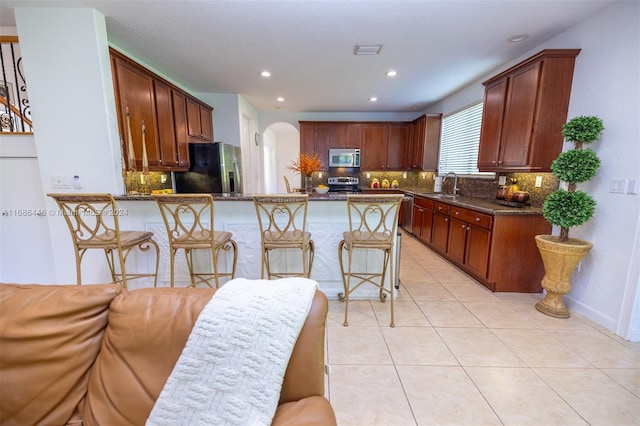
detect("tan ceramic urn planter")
[534,235,593,318]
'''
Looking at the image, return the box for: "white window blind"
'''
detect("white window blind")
[438,101,491,176]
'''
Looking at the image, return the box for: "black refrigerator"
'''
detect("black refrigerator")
[174,142,243,194]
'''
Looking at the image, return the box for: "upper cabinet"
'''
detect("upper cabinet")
[186,97,214,142]
[361,122,410,170]
[299,122,363,168]
[408,114,442,171]
[110,48,214,171]
[477,49,580,172]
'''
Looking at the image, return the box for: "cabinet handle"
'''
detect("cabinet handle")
[444,218,448,222]
[461,224,466,229]
[467,226,471,230]
[475,217,480,221]
[455,211,460,215]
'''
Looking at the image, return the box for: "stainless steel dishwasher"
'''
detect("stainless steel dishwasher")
[400,194,414,233]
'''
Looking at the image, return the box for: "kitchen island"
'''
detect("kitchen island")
[113,193,398,299]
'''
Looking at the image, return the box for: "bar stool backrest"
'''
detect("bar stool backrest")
[253,195,309,244]
[49,193,124,248]
[346,194,403,247]
[153,194,215,245]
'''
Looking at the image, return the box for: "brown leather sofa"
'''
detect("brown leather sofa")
[0,283,336,425]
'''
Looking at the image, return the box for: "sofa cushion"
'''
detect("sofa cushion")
[0,283,122,426]
[83,287,215,426]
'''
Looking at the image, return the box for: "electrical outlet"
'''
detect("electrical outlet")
[50,175,71,189]
[498,175,506,185]
[535,176,543,187]
[609,179,626,194]
[366,172,370,178]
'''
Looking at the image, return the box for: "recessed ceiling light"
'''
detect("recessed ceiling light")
[276,97,285,102]
[386,70,397,77]
[260,70,271,77]
[369,97,378,102]
[509,34,529,42]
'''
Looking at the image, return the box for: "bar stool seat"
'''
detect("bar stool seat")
[153,194,237,288]
[253,194,314,279]
[48,193,159,289]
[338,194,403,327]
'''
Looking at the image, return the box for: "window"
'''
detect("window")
[438,101,491,176]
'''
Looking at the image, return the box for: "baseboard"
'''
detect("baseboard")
[565,296,618,333]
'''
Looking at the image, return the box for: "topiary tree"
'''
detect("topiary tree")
[542,116,604,242]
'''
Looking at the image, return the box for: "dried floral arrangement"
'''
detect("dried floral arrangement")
[287,152,323,176]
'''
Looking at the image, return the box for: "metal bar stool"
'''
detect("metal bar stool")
[48,193,159,289]
[338,194,403,327]
[253,194,314,279]
[153,194,237,288]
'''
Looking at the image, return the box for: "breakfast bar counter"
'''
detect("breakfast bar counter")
[113,194,397,299]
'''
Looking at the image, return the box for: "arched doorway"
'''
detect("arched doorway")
[262,122,299,194]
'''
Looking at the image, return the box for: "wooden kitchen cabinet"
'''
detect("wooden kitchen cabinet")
[171,91,191,169]
[361,122,410,170]
[447,206,492,278]
[186,97,213,142]
[408,114,442,170]
[478,49,580,172]
[111,48,213,171]
[431,201,450,253]
[411,196,434,243]
[112,55,161,168]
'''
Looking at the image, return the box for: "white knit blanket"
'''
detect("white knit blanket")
[146,277,319,426]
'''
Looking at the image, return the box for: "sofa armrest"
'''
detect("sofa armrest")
[279,290,328,404]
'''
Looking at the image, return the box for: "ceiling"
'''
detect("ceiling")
[0,0,616,113]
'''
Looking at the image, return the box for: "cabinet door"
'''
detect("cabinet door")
[465,225,491,278]
[345,123,363,149]
[423,115,442,171]
[499,62,540,168]
[299,122,315,155]
[387,123,410,169]
[411,204,423,239]
[153,80,177,167]
[409,116,426,169]
[478,78,507,169]
[447,217,467,264]
[314,123,335,167]
[199,105,213,141]
[186,97,202,138]
[362,123,388,169]
[172,91,190,168]
[114,58,160,168]
[431,213,449,253]
[420,207,433,243]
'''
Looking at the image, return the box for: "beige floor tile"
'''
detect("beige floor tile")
[446,283,500,302]
[417,301,484,328]
[326,325,392,365]
[397,366,501,425]
[328,364,416,426]
[465,367,588,425]
[491,328,592,368]
[535,368,640,425]
[510,303,595,330]
[546,329,640,368]
[494,292,541,303]
[600,368,640,397]
[382,327,458,366]
[371,300,431,327]
[437,327,526,367]
[463,302,538,329]
[404,282,457,302]
[327,300,378,327]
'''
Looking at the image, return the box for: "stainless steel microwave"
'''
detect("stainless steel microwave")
[328,148,360,168]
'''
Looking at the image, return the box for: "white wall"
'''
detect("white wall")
[427,1,640,339]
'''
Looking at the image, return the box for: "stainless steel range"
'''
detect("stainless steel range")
[327,176,361,193]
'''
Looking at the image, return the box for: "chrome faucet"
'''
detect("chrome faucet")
[443,172,459,195]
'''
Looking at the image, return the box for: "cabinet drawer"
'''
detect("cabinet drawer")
[414,196,434,210]
[434,201,450,215]
[450,206,492,229]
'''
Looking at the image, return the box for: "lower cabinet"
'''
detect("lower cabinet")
[411,196,433,243]
[410,196,551,293]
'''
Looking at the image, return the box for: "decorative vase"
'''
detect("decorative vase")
[304,175,313,194]
[534,235,593,318]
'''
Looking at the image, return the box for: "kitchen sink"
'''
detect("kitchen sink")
[424,193,457,199]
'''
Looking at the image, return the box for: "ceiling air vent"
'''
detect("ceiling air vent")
[354,44,382,55]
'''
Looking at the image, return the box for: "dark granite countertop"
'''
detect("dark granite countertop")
[115,190,541,215]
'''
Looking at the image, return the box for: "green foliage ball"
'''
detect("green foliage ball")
[542,190,596,229]
[551,149,601,183]
[562,116,604,144]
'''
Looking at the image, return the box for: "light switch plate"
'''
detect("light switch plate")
[535,176,543,187]
[626,179,638,195]
[609,179,626,194]
[50,175,71,189]
[498,175,506,185]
